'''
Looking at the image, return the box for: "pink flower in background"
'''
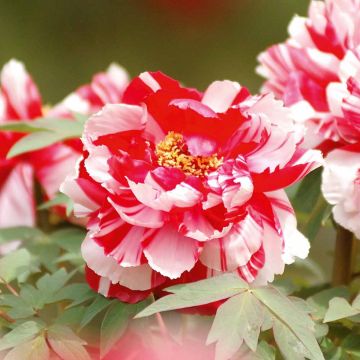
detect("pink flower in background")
[0,60,129,241]
[258,0,360,149]
[258,0,360,238]
[62,71,322,303]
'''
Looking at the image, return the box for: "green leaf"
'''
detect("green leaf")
[6,117,83,158]
[0,121,48,133]
[136,274,248,318]
[313,323,329,340]
[33,117,84,134]
[207,292,264,360]
[0,321,43,351]
[324,297,360,323]
[253,286,324,360]
[71,112,88,124]
[47,325,90,360]
[293,168,322,213]
[3,335,49,360]
[35,268,72,304]
[19,284,44,311]
[342,334,360,358]
[0,294,37,319]
[320,338,344,360]
[100,301,142,358]
[50,228,85,253]
[56,306,86,326]
[0,248,33,282]
[0,227,44,244]
[38,193,73,217]
[80,295,111,329]
[8,131,67,158]
[273,278,299,295]
[54,253,84,266]
[273,318,309,360]
[306,287,349,321]
[0,117,83,135]
[353,294,360,309]
[253,341,276,360]
[27,243,61,272]
[304,196,331,241]
[55,284,96,308]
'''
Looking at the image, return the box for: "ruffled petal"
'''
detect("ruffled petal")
[267,190,310,264]
[251,223,284,285]
[202,80,241,113]
[82,235,165,290]
[179,206,232,241]
[127,173,203,212]
[85,266,153,303]
[246,126,297,173]
[252,148,323,192]
[235,246,265,283]
[0,59,42,120]
[89,208,146,267]
[83,104,147,146]
[207,156,253,212]
[143,225,199,279]
[60,158,107,217]
[200,211,263,271]
[109,195,165,228]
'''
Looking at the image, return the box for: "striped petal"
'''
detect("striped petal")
[143,225,199,279]
[200,212,263,272]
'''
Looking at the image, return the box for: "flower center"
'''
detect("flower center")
[155,131,223,177]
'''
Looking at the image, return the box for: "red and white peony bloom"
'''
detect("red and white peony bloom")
[257,0,360,148]
[0,60,129,243]
[258,0,360,238]
[62,71,322,302]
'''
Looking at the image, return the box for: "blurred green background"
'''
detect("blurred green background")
[0,0,308,103]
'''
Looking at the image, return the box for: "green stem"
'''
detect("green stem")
[332,226,355,286]
[34,181,52,232]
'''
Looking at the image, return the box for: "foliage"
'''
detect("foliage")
[0,224,149,359]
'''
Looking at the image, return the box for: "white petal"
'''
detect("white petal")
[202,80,241,113]
[143,226,198,279]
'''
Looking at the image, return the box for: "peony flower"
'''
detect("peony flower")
[258,0,360,238]
[0,60,129,242]
[62,71,322,303]
[257,0,360,148]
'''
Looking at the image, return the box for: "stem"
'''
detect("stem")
[0,276,19,296]
[0,310,15,323]
[332,226,355,286]
[34,181,52,232]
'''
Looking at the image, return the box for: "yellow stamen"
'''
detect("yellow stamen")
[155,132,223,177]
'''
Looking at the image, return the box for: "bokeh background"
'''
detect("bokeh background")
[0,0,336,285]
[0,0,308,102]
